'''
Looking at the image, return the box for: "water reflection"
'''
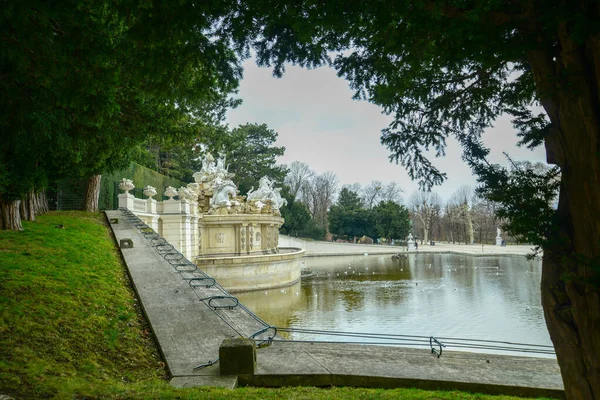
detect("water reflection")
[236,254,552,355]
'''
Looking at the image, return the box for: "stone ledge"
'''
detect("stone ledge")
[170,375,238,389]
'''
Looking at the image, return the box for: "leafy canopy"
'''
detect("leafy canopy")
[1,0,241,200]
[216,0,586,248]
[201,123,287,195]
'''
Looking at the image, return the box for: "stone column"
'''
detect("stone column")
[146,199,159,232]
[239,223,248,255]
[197,223,204,257]
[268,224,275,253]
[160,199,184,256]
[260,224,268,254]
[179,199,192,259]
[248,224,255,253]
[189,202,200,259]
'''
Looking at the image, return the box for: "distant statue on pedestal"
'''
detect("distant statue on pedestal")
[407,233,416,251]
[496,227,503,246]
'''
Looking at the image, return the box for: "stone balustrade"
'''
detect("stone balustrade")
[118,180,283,262]
[118,187,201,260]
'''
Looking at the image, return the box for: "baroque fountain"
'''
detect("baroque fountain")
[118,152,304,292]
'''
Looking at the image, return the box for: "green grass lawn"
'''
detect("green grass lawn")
[0,212,551,399]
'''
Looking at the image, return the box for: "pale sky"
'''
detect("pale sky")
[226,58,547,202]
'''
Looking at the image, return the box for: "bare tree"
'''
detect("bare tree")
[305,171,338,232]
[409,191,442,243]
[361,180,383,209]
[472,198,498,244]
[344,182,363,195]
[284,161,315,200]
[380,181,404,204]
[449,186,477,244]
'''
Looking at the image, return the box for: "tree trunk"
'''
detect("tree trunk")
[83,175,102,212]
[542,186,600,399]
[0,195,23,231]
[36,191,49,215]
[527,27,600,398]
[19,197,30,221]
[19,190,36,221]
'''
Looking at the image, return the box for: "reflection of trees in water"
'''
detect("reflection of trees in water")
[236,253,548,346]
[338,288,365,312]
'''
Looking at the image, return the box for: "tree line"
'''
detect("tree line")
[280,160,532,246]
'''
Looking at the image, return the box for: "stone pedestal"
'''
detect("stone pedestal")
[407,234,416,251]
[496,237,503,246]
[118,193,135,209]
[219,338,256,375]
[146,198,157,214]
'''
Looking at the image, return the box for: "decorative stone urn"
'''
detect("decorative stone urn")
[164,186,178,200]
[119,178,135,194]
[178,186,197,202]
[143,185,157,199]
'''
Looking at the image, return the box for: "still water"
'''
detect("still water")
[236,253,553,356]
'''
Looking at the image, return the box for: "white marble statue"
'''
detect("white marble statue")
[407,233,416,251]
[194,152,234,184]
[247,176,273,200]
[210,179,238,208]
[246,176,286,210]
[267,187,288,209]
[495,227,503,246]
[216,151,228,172]
[202,152,215,172]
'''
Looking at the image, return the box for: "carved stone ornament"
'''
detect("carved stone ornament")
[119,178,135,194]
[164,186,178,200]
[178,186,196,201]
[187,182,200,195]
[143,185,157,199]
[216,232,226,244]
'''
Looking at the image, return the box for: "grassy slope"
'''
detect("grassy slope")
[0,212,548,399]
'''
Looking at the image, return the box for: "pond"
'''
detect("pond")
[236,253,554,357]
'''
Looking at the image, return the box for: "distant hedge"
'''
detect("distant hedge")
[47,163,186,211]
[99,162,187,210]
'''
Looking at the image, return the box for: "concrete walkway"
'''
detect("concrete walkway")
[107,211,563,397]
[248,342,563,398]
[280,235,537,257]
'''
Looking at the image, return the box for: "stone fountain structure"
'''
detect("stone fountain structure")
[118,153,304,292]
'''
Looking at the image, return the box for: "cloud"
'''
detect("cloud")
[227,58,547,202]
